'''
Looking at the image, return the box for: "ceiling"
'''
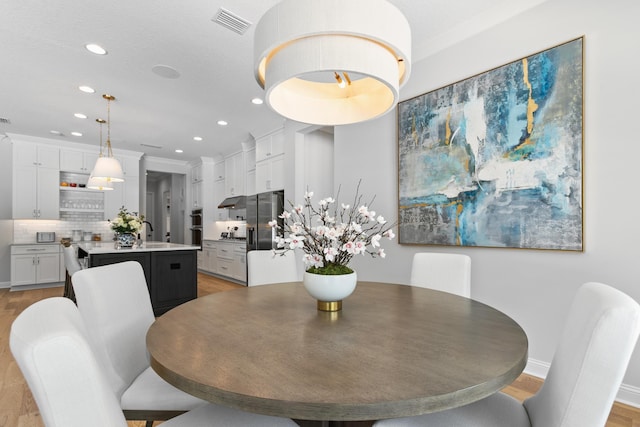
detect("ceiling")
[0,0,548,163]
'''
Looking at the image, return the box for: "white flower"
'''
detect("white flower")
[341,203,350,210]
[350,222,362,233]
[342,241,356,254]
[377,215,386,224]
[326,227,342,240]
[268,220,278,228]
[377,248,386,258]
[305,191,314,199]
[279,211,291,219]
[358,205,369,217]
[324,247,338,262]
[293,205,304,214]
[383,229,396,240]
[371,234,382,248]
[353,241,366,255]
[287,235,305,249]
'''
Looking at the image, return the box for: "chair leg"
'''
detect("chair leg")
[145,421,154,427]
[63,272,76,303]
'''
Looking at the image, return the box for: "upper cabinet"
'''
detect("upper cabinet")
[245,147,256,196]
[13,142,60,219]
[60,149,99,173]
[255,129,284,162]
[224,152,245,197]
[14,142,59,169]
[255,129,284,193]
[104,155,140,219]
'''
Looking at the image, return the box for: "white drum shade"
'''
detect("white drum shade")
[254,0,411,126]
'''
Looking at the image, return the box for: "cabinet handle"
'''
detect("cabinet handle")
[27,248,46,252]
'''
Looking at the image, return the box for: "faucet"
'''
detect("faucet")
[143,221,154,231]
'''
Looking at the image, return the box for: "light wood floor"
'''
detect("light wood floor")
[2,274,639,427]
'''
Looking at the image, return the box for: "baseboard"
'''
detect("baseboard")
[0,281,11,289]
[524,357,640,408]
[9,282,64,291]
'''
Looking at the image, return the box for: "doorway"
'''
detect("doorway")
[145,171,186,243]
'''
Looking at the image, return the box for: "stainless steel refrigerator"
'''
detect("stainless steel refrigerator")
[246,190,285,252]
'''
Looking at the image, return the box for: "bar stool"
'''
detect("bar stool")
[62,244,82,303]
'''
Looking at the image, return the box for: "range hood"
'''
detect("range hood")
[218,195,246,209]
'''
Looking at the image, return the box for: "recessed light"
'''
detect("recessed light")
[217,120,228,126]
[74,113,87,119]
[175,149,184,153]
[71,131,83,137]
[193,136,203,141]
[85,43,107,55]
[78,85,95,93]
[251,97,264,105]
[49,130,62,135]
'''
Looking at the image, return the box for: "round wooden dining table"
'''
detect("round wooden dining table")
[147,281,528,423]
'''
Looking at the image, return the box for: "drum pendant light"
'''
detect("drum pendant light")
[89,94,124,183]
[87,119,114,191]
[254,0,411,126]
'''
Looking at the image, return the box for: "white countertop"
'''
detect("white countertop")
[77,241,200,254]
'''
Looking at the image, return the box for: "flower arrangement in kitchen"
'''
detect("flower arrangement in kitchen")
[269,184,395,275]
[109,206,144,235]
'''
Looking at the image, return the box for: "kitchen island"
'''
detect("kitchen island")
[77,241,200,315]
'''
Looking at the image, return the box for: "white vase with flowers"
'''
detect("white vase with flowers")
[269,183,395,311]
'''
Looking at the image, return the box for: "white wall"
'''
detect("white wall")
[334,0,640,404]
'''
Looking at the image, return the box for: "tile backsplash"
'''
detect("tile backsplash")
[13,218,114,244]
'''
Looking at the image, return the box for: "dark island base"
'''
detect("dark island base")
[82,249,197,316]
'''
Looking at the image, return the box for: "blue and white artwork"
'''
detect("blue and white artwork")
[398,38,583,250]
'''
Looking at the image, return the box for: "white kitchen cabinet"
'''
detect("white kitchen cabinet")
[200,240,218,273]
[224,152,245,197]
[245,147,256,196]
[116,156,140,177]
[232,244,247,282]
[14,142,59,169]
[213,241,246,283]
[11,245,61,287]
[190,162,204,208]
[255,129,284,162]
[214,179,228,221]
[214,159,226,181]
[104,156,140,219]
[60,149,99,173]
[255,153,285,193]
[13,143,60,219]
[255,129,285,193]
[246,169,256,196]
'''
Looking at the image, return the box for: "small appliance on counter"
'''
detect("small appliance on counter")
[36,232,56,243]
[83,231,93,241]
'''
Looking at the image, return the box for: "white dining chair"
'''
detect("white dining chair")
[409,252,471,297]
[10,297,299,427]
[373,281,640,427]
[70,261,205,426]
[247,250,298,286]
[61,244,82,302]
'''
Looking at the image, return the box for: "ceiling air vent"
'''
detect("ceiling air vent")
[212,8,252,35]
[140,143,162,149]
[0,117,11,124]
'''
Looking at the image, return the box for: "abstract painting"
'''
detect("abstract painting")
[398,38,583,250]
